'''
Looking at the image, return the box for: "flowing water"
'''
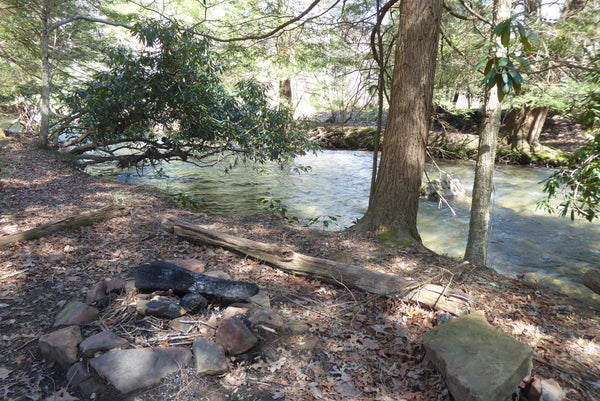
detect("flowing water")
[87,150,600,303]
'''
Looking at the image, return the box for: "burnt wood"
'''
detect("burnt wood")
[134,261,259,301]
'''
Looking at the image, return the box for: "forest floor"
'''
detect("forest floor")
[0,131,599,401]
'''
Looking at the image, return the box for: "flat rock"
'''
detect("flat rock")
[39,325,82,368]
[105,277,126,294]
[67,362,105,396]
[248,289,271,308]
[166,258,205,273]
[203,270,231,280]
[423,311,533,401]
[53,301,99,327]
[85,281,109,307]
[215,316,257,355]
[79,330,129,357]
[90,347,192,393]
[192,337,228,375]
[247,307,285,333]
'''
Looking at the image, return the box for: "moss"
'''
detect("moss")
[377,229,413,247]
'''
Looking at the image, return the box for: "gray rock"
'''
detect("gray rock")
[79,330,129,357]
[223,305,250,319]
[180,293,208,313]
[203,270,231,280]
[423,311,533,401]
[215,316,257,355]
[67,362,105,395]
[89,347,192,393]
[248,289,271,308]
[39,325,82,368]
[53,301,99,327]
[247,307,285,333]
[165,258,206,273]
[521,376,566,401]
[136,298,186,319]
[105,277,126,294]
[192,337,228,375]
[85,281,109,307]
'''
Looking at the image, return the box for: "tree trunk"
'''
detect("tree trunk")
[0,205,129,247]
[504,0,585,153]
[355,0,441,244]
[279,78,292,106]
[464,0,511,266]
[505,106,549,153]
[162,218,473,315]
[39,0,50,149]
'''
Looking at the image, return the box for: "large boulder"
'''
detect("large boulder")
[423,311,532,401]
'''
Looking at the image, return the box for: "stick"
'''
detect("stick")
[0,204,129,248]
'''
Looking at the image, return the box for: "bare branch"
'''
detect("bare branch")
[201,0,330,43]
[48,15,132,32]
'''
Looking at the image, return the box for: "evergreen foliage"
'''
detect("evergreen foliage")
[539,54,600,221]
[58,20,315,168]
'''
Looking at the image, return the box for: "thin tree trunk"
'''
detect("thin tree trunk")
[279,78,292,106]
[356,0,441,244]
[39,0,50,149]
[464,0,511,266]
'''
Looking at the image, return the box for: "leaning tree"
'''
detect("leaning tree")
[55,21,316,169]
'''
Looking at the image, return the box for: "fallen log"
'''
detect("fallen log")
[162,217,473,316]
[135,261,259,301]
[583,270,600,295]
[0,204,129,248]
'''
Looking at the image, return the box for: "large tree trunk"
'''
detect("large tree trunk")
[504,106,549,153]
[355,0,441,244]
[504,0,585,153]
[464,0,511,266]
[162,218,473,315]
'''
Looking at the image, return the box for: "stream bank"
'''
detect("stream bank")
[308,112,590,166]
[0,135,599,400]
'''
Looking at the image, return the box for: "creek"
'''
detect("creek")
[87,150,600,303]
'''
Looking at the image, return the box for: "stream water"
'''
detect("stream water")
[87,150,600,303]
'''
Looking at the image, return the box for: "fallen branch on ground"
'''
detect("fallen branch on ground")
[161,217,473,315]
[0,204,129,248]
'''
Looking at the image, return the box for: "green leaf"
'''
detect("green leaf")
[517,22,527,39]
[494,21,506,36]
[500,25,510,47]
[474,58,488,72]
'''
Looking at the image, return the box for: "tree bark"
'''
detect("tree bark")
[162,218,473,316]
[464,0,511,266]
[505,106,549,153]
[279,79,292,106]
[0,205,128,247]
[355,0,441,244]
[39,0,50,149]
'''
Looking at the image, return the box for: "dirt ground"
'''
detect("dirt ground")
[0,134,599,401]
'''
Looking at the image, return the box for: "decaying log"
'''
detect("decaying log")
[0,204,129,248]
[583,270,600,295]
[162,217,473,316]
[135,261,259,301]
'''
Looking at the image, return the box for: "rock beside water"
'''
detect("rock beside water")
[424,311,533,401]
